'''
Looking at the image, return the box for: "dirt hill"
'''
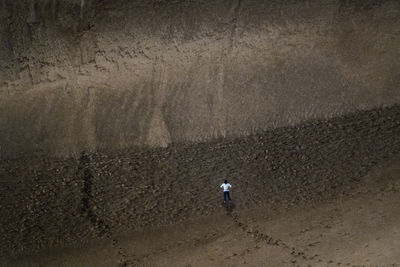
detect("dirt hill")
[1,1,400,265]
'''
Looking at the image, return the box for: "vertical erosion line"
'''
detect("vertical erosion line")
[216,0,242,138]
[53,0,59,20]
[80,0,85,19]
[230,0,242,49]
[33,0,38,21]
[216,54,226,138]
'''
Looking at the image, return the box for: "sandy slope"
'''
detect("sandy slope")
[2,0,400,158]
[6,155,400,267]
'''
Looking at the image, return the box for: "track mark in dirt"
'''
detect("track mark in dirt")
[229,211,355,266]
[109,236,134,267]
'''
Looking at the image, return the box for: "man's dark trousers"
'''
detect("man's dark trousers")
[223,191,231,202]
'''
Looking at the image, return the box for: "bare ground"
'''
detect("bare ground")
[6,155,400,267]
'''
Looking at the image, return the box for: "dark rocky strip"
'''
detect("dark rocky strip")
[78,153,130,267]
[1,104,399,257]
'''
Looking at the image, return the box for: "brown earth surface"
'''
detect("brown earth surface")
[1,1,400,265]
[4,151,400,267]
[1,105,399,266]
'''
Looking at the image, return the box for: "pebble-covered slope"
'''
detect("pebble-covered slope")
[1,104,399,256]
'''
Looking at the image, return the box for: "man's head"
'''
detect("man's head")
[224,180,228,184]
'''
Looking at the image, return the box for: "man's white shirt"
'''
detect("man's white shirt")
[221,183,232,192]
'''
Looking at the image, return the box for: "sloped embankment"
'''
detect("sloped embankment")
[1,104,399,257]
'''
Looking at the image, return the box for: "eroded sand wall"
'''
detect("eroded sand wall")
[1,105,399,256]
[1,0,399,157]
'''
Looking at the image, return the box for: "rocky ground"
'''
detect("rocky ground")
[0,104,399,265]
[4,152,400,266]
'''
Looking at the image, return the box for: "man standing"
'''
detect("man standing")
[220,180,232,204]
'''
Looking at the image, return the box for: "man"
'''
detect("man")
[220,180,232,204]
